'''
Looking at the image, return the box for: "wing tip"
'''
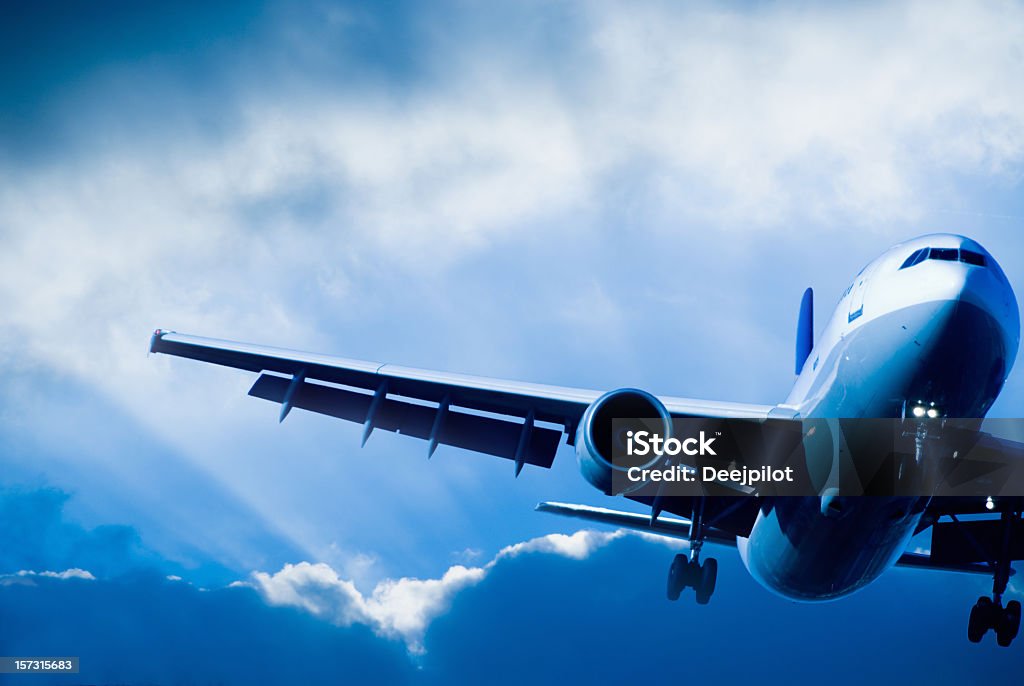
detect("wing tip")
[149,328,166,354]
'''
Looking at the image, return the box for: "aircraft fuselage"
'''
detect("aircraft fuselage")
[739,234,1020,600]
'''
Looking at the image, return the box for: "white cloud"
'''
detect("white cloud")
[0,568,97,585]
[495,528,626,560]
[3,0,1022,386]
[248,561,481,654]
[576,0,1024,226]
[20,568,96,580]
[248,528,640,653]
[1,0,1018,416]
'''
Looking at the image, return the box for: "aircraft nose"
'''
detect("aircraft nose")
[955,257,1020,356]
[906,261,1018,417]
[957,262,990,310]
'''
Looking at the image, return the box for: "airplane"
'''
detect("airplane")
[150,232,1023,646]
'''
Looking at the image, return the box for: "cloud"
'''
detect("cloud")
[0,572,416,686]
[0,487,149,578]
[0,472,276,587]
[16,568,95,580]
[581,0,1024,225]
[0,568,96,587]
[4,5,1022,437]
[0,484,1015,685]
[3,0,1020,496]
[0,485,411,680]
[419,533,1017,685]
[0,492,660,662]
[495,528,626,560]
[249,528,643,653]
[2,0,1022,452]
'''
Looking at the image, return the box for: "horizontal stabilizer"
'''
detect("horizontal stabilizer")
[895,552,993,575]
[249,373,561,468]
[535,501,737,547]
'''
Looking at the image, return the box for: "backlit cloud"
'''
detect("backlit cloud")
[248,528,664,653]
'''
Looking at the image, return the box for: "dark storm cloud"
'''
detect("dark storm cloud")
[421,536,1018,685]
[0,485,419,684]
[0,0,433,160]
[0,488,1018,685]
[0,574,416,686]
[0,1,262,151]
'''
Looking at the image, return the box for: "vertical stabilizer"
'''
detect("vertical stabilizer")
[796,288,814,374]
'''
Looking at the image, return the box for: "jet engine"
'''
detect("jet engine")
[576,388,672,494]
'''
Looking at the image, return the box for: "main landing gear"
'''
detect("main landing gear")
[968,597,1020,647]
[967,510,1021,647]
[666,499,718,604]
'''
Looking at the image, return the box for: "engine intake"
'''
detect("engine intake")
[576,388,672,494]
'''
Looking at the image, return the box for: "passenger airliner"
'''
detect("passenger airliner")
[150,233,1023,646]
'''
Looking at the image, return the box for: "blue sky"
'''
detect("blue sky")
[2,0,1024,682]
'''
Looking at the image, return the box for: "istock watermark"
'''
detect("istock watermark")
[610,417,1024,498]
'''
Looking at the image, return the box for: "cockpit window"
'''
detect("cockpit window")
[960,249,987,266]
[899,248,928,270]
[899,247,988,270]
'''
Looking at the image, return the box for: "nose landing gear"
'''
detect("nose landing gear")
[666,498,718,604]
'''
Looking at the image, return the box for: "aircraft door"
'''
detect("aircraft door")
[847,261,877,323]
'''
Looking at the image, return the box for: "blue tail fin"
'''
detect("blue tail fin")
[795,288,814,374]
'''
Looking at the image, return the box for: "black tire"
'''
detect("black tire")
[695,558,718,605]
[968,603,987,643]
[966,597,991,647]
[667,554,688,601]
[1007,600,1022,638]
[996,600,1022,647]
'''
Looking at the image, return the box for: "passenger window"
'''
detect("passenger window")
[929,248,958,261]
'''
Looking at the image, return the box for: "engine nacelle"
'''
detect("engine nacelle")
[576,388,672,495]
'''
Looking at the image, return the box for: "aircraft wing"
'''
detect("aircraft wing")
[149,330,773,473]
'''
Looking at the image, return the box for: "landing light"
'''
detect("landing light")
[910,404,941,418]
[986,496,995,511]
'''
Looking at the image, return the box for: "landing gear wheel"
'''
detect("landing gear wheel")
[667,553,688,601]
[968,597,991,643]
[667,498,719,605]
[967,596,1021,647]
[1007,600,1022,635]
[996,601,1021,648]
[695,558,718,605]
